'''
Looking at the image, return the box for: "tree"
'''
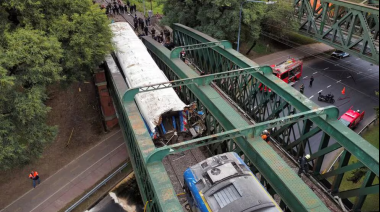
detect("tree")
[261,0,299,37]
[0,0,112,170]
[162,0,266,44]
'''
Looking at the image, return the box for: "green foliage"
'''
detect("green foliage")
[261,0,299,37]
[161,0,266,42]
[161,0,296,44]
[0,0,112,170]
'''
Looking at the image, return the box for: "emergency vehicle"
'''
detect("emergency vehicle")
[260,58,303,92]
[339,107,365,129]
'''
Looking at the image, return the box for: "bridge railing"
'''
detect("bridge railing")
[171,23,379,211]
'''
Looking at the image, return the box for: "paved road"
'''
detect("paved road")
[1,130,128,212]
[257,51,379,171]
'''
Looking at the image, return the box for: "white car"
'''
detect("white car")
[331,50,350,59]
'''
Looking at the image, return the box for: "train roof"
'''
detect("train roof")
[187,152,280,212]
[109,22,186,133]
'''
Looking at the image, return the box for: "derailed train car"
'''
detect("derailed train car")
[106,22,206,146]
[184,152,282,212]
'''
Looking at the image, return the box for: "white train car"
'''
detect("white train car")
[108,22,204,143]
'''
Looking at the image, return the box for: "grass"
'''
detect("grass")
[286,31,318,45]
[329,123,379,211]
[125,0,164,16]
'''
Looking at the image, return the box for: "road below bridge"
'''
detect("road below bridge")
[256,50,379,172]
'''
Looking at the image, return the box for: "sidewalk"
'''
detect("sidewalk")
[254,43,335,66]
[1,130,128,212]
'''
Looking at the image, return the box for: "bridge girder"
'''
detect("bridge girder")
[142,36,331,212]
[294,0,379,64]
[170,23,379,211]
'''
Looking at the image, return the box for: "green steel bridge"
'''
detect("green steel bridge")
[105,24,379,212]
[294,0,379,64]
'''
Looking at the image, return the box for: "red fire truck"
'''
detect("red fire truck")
[271,58,303,84]
[260,58,303,92]
[339,107,365,129]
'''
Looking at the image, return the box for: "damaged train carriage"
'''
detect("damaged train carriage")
[106,22,206,146]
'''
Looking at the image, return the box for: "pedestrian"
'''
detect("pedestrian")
[144,26,149,36]
[140,19,145,31]
[134,17,138,31]
[133,4,136,12]
[180,48,186,63]
[127,0,130,7]
[309,76,314,87]
[298,155,311,176]
[147,16,151,26]
[300,84,305,94]
[112,6,117,16]
[29,171,40,188]
[118,4,123,14]
[151,28,156,38]
[124,4,128,14]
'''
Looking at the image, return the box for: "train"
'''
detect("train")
[184,152,282,212]
[105,22,206,146]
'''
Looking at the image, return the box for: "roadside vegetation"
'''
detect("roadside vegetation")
[329,122,379,211]
[0,0,113,170]
[160,0,298,49]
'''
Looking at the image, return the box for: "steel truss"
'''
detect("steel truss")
[170,23,379,211]
[294,0,379,64]
[142,36,331,212]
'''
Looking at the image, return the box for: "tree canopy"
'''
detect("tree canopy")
[0,0,112,170]
[161,0,297,44]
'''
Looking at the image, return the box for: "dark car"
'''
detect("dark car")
[331,50,350,59]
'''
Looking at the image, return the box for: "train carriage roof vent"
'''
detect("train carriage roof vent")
[213,184,242,208]
[201,162,208,169]
[207,163,238,183]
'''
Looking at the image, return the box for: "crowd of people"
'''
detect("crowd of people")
[104,0,136,16]
[101,0,178,56]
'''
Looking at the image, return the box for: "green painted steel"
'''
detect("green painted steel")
[172,23,379,176]
[170,40,232,59]
[123,66,262,102]
[294,0,379,64]
[142,36,331,212]
[146,106,338,164]
[170,23,379,210]
[105,59,183,211]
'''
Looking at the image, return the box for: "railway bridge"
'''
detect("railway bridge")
[294,0,379,64]
[105,24,379,212]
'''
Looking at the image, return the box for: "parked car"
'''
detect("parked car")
[331,50,350,59]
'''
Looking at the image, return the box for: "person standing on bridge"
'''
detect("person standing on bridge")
[29,171,40,188]
[298,155,311,177]
[134,17,138,31]
[119,4,124,14]
[144,25,149,36]
[309,76,315,87]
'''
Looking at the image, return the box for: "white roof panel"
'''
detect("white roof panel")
[110,22,186,134]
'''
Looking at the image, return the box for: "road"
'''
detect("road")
[257,52,379,172]
[295,54,379,171]
[1,130,128,212]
